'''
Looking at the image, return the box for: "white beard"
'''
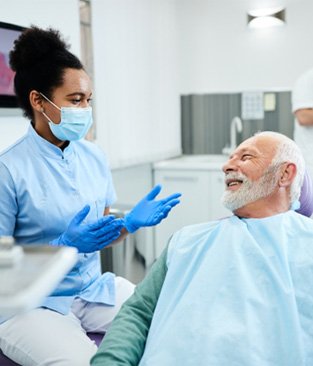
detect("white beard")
[221,166,279,212]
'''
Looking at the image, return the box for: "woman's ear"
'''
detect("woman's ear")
[29,90,44,113]
[279,162,297,188]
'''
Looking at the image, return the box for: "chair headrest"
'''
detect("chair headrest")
[296,169,313,217]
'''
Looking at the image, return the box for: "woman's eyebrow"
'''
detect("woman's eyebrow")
[65,92,93,97]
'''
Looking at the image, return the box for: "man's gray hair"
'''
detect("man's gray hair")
[255,131,305,203]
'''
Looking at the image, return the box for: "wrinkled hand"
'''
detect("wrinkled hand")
[51,205,124,253]
[123,185,181,233]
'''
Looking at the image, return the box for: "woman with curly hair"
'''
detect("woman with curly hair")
[0,26,180,365]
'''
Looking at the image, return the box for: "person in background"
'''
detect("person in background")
[91,131,313,366]
[0,26,181,366]
[292,68,313,183]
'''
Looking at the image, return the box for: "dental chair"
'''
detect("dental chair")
[0,332,104,365]
[296,168,313,217]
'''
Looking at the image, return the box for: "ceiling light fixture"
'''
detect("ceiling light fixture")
[247,7,286,29]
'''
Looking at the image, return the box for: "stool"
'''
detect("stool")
[0,332,104,365]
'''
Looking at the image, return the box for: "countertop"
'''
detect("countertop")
[153,154,227,171]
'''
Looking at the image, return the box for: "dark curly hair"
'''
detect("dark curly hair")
[9,26,83,120]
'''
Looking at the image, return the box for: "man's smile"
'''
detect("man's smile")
[225,178,243,190]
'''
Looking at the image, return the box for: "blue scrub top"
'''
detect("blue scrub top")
[0,125,117,314]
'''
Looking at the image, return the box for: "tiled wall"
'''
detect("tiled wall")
[181,91,293,155]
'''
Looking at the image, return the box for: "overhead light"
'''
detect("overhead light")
[247,7,286,29]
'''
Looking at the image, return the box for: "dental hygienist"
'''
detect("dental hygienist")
[0,26,181,366]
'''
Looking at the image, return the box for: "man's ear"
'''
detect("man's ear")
[29,90,44,113]
[279,162,297,187]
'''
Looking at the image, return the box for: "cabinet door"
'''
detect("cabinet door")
[153,170,211,258]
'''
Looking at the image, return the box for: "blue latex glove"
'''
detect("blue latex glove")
[51,205,124,253]
[123,185,181,233]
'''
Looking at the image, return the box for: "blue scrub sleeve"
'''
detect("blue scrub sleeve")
[0,162,17,236]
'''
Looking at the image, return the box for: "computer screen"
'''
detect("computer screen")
[0,21,25,108]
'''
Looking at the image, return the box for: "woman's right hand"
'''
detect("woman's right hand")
[50,205,124,253]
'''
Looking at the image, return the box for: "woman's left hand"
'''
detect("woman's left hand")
[123,185,181,233]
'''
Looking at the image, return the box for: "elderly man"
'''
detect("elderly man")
[91,132,313,366]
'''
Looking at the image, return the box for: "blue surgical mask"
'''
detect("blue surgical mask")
[40,93,93,141]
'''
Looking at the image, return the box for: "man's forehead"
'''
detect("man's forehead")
[237,135,277,155]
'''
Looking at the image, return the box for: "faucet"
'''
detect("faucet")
[222,116,243,155]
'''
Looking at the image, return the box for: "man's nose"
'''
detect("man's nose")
[222,158,238,173]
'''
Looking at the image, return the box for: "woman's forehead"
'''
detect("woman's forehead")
[61,68,92,93]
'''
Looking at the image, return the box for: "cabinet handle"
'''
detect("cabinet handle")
[163,176,198,182]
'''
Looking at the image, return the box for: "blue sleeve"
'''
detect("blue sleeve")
[105,166,116,207]
[88,142,117,208]
[0,161,17,236]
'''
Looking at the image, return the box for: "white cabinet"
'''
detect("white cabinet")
[153,155,230,258]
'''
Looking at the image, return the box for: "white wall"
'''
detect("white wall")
[2,0,312,153]
[91,0,181,169]
[177,0,313,94]
[0,0,80,151]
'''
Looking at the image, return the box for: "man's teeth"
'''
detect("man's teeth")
[228,181,241,187]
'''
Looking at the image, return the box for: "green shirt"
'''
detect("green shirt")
[90,248,168,365]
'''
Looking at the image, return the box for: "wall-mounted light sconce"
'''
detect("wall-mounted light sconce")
[247,7,286,29]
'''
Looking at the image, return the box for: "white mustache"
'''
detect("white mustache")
[224,172,249,185]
